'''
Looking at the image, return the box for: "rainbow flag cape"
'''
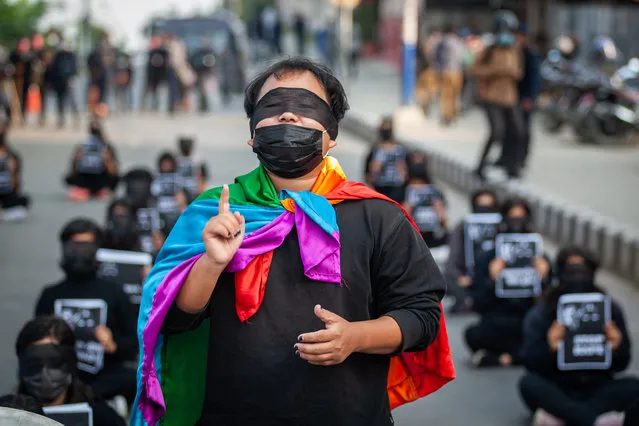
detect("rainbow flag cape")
[131,157,455,426]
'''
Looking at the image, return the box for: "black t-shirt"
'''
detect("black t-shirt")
[34,276,138,370]
[162,198,446,426]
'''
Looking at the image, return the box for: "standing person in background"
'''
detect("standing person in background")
[45,40,78,128]
[9,38,32,118]
[435,24,466,126]
[366,116,408,203]
[165,34,196,114]
[294,13,306,56]
[350,22,362,78]
[113,47,133,114]
[144,36,168,112]
[415,29,442,116]
[87,34,114,116]
[513,25,542,171]
[471,11,524,180]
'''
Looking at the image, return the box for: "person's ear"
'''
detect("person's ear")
[247,138,254,148]
[328,139,337,150]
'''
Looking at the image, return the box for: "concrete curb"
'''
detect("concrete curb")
[342,113,639,284]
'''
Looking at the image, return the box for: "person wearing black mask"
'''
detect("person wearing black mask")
[464,197,551,367]
[122,167,154,211]
[176,136,208,196]
[0,110,30,221]
[3,316,125,426]
[104,199,139,251]
[519,247,639,426]
[65,118,119,201]
[34,219,138,405]
[365,117,408,203]
[444,189,500,313]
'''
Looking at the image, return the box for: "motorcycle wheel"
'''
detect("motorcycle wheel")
[542,101,564,133]
[579,108,635,145]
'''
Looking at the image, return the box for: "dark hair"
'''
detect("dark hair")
[244,57,349,124]
[15,316,76,356]
[555,245,600,277]
[124,167,154,184]
[59,218,103,246]
[0,394,44,415]
[471,189,499,207]
[501,197,532,219]
[379,115,393,130]
[157,151,177,170]
[106,198,130,218]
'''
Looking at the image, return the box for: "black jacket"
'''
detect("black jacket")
[520,299,631,388]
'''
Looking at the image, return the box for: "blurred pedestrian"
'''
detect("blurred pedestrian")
[34,219,138,405]
[44,40,79,128]
[0,109,30,221]
[472,11,525,180]
[519,246,639,426]
[9,38,32,117]
[87,33,114,116]
[143,36,168,112]
[294,13,306,55]
[435,24,466,125]
[416,29,442,116]
[113,47,133,114]
[8,316,126,426]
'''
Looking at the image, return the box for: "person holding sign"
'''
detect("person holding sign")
[34,219,138,405]
[175,136,208,197]
[445,189,500,313]
[152,152,183,234]
[465,197,551,367]
[0,110,30,221]
[131,58,454,426]
[5,316,125,426]
[518,247,639,426]
[64,118,119,201]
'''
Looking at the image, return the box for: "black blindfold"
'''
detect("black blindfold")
[249,88,339,140]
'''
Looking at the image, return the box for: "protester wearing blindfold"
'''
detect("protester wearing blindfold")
[34,219,138,405]
[133,58,453,426]
[104,199,139,252]
[519,247,639,426]
[0,316,125,425]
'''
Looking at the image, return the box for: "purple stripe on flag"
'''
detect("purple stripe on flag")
[295,206,341,284]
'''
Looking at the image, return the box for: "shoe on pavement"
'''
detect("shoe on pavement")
[471,350,500,368]
[1,206,28,222]
[595,412,625,426]
[68,186,90,202]
[532,409,565,426]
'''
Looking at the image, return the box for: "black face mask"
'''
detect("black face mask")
[61,241,99,279]
[19,344,74,404]
[252,124,325,179]
[126,179,152,209]
[178,138,194,157]
[559,263,596,293]
[473,205,499,214]
[504,216,530,233]
[379,128,393,141]
[108,213,135,239]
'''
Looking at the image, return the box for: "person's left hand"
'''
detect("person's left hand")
[604,321,623,351]
[534,257,550,280]
[95,325,118,354]
[295,305,356,366]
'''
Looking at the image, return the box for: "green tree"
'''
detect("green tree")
[0,0,48,47]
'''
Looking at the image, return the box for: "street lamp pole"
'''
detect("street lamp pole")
[402,0,420,105]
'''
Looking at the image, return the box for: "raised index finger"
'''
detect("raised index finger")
[218,184,230,215]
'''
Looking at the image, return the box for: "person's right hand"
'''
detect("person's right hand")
[489,258,506,282]
[202,184,245,267]
[547,321,566,352]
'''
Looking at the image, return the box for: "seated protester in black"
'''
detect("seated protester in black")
[0,394,44,416]
[152,151,182,234]
[122,168,155,211]
[176,136,208,196]
[464,197,551,368]
[0,111,30,221]
[34,219,138,405]
[624,398,639,426]
[519,247,639,426]
[445,189,500,313]
[103,198,140,251]
[402,157,449,267]
[10,316,125,426]
[366,116,408,203]
[65,118,119,201]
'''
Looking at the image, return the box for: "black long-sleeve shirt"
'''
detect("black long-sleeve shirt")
[34,276,138,370]
[444,221,467,286]
[520,300,631,387]
[162,198,446,426]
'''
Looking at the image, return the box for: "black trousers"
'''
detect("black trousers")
[65,173,119,194]
[476,103,525,176]
[464,313,523,361]
[0,191,30,209]
[41,81,78,125]
[519,372,639,426]
[79,363,137,404]
[521,108,532,168]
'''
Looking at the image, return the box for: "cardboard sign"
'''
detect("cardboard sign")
[495,233,543,298]
[407,185,441,233]
[558,293,612,371]
[43,403,93,426]
[152,173,179,198]
[463,213,502,272]
[97,248,153,306]
[54,299,107,374]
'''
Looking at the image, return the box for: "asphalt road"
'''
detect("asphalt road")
[2,111,638,425]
